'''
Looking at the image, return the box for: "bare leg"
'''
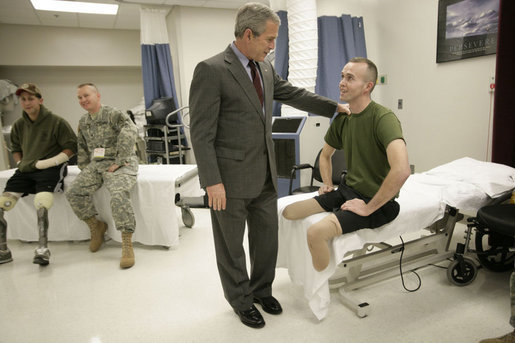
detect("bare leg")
[307,214,342,271]
[282,199,325,220]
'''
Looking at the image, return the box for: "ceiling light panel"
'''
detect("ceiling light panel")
[31,0,118,15]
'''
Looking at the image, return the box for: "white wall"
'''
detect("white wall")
[317,0,496,172]
[166,0,498,172]
[0,66,143,130]
[0,24,144,163]
[0,0,498,172]
[0,24,141,66]
[166,6,236,163]
[166,6,236,109]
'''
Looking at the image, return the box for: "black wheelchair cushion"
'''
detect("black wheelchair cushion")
[477,204,515,237]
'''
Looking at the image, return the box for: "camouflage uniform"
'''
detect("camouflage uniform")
[65,105,138,233]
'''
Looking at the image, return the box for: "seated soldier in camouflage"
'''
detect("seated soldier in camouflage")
[65,83,138,269]
[0,83,77,266]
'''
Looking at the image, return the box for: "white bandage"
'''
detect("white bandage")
[35,152,69,169]
[34,192,53,210]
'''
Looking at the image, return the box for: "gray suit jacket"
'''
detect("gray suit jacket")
[189,45,337,199]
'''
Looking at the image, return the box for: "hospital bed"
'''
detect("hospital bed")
[277,157,515,319]
[0,164,203,248]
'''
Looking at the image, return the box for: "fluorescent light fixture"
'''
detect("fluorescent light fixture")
[31,0,118,15]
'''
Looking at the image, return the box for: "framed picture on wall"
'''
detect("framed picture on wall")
[437,0,499,63]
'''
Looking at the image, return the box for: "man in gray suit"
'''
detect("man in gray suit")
[189,2,348,328]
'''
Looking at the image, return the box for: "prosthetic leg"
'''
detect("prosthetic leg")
[33,192,53,266]
[0,209,12,264]
[0,192,19,265]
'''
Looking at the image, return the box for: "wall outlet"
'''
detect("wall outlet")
[398,99,403,109]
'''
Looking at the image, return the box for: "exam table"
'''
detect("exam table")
[277,157,515,319]
[0,164,203,248]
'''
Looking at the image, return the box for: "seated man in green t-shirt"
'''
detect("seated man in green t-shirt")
[282,57,411,272]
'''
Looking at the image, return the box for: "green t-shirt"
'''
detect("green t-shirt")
[324,101,404,198]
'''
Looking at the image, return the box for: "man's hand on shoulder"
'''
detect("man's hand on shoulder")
[337,103,351,115]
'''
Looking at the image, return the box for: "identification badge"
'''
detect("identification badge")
[93,148,105,158]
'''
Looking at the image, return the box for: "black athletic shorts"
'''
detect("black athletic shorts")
[4,164,68,196]
[314,181,400,235]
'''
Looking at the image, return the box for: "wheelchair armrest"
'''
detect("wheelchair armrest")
[289,164,314,195]
[291,163,313,171]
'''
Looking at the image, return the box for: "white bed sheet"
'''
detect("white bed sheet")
[0,164,203,247]
[277,157,515,320]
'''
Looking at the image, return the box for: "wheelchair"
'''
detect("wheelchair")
[447,201,515,286]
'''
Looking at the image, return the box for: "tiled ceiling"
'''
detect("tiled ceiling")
[0,0,269,30]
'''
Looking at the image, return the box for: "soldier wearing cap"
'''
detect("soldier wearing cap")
[0,83,77,266]
[65,83,138,269]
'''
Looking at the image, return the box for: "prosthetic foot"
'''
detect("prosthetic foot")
[120,231,134,269]
[0,209,13,264]
[85,217,107,252]
[33,207,50,266]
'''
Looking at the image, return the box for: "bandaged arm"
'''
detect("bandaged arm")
[35,149,74,169]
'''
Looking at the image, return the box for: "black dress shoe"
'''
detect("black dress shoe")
[253,296,283,315]
[234,305,265,328]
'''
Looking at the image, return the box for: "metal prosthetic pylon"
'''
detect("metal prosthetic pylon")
[0,209,13,264]
[33,207,50,266]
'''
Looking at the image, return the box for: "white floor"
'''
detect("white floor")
[0,208,512,343]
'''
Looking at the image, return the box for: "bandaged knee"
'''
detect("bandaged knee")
[35,152,69,170]
[0,192,21,211]
[34,192,54,210]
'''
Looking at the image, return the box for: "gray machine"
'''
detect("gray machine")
[272,116,330,198]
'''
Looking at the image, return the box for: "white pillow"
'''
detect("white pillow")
[425,157,515,198]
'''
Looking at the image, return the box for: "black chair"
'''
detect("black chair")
[447,202,515,286]
[288,149,347,195]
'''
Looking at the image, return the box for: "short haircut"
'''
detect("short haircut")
[349,57,378,93]
[234,2,280,38]
[77,83,98,92]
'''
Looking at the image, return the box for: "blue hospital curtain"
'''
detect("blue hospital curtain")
[140,8,179,110]
[315,15,367,104]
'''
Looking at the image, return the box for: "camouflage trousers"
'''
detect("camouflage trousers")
[65,164,137,233]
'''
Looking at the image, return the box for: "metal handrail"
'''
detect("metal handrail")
[165,106,190,129]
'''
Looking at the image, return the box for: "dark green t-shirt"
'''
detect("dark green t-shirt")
[324,101,404,198]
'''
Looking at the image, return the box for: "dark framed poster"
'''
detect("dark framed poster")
[437,0,499,63]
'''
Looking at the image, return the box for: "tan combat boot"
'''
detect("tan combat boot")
[120,231,135,269]
[85,217,107,252]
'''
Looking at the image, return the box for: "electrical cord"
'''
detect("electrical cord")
[398,236,422,292]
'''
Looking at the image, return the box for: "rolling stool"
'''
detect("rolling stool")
[448,203,515,286]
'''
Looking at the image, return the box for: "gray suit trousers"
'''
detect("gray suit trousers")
[210,176,278,311]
